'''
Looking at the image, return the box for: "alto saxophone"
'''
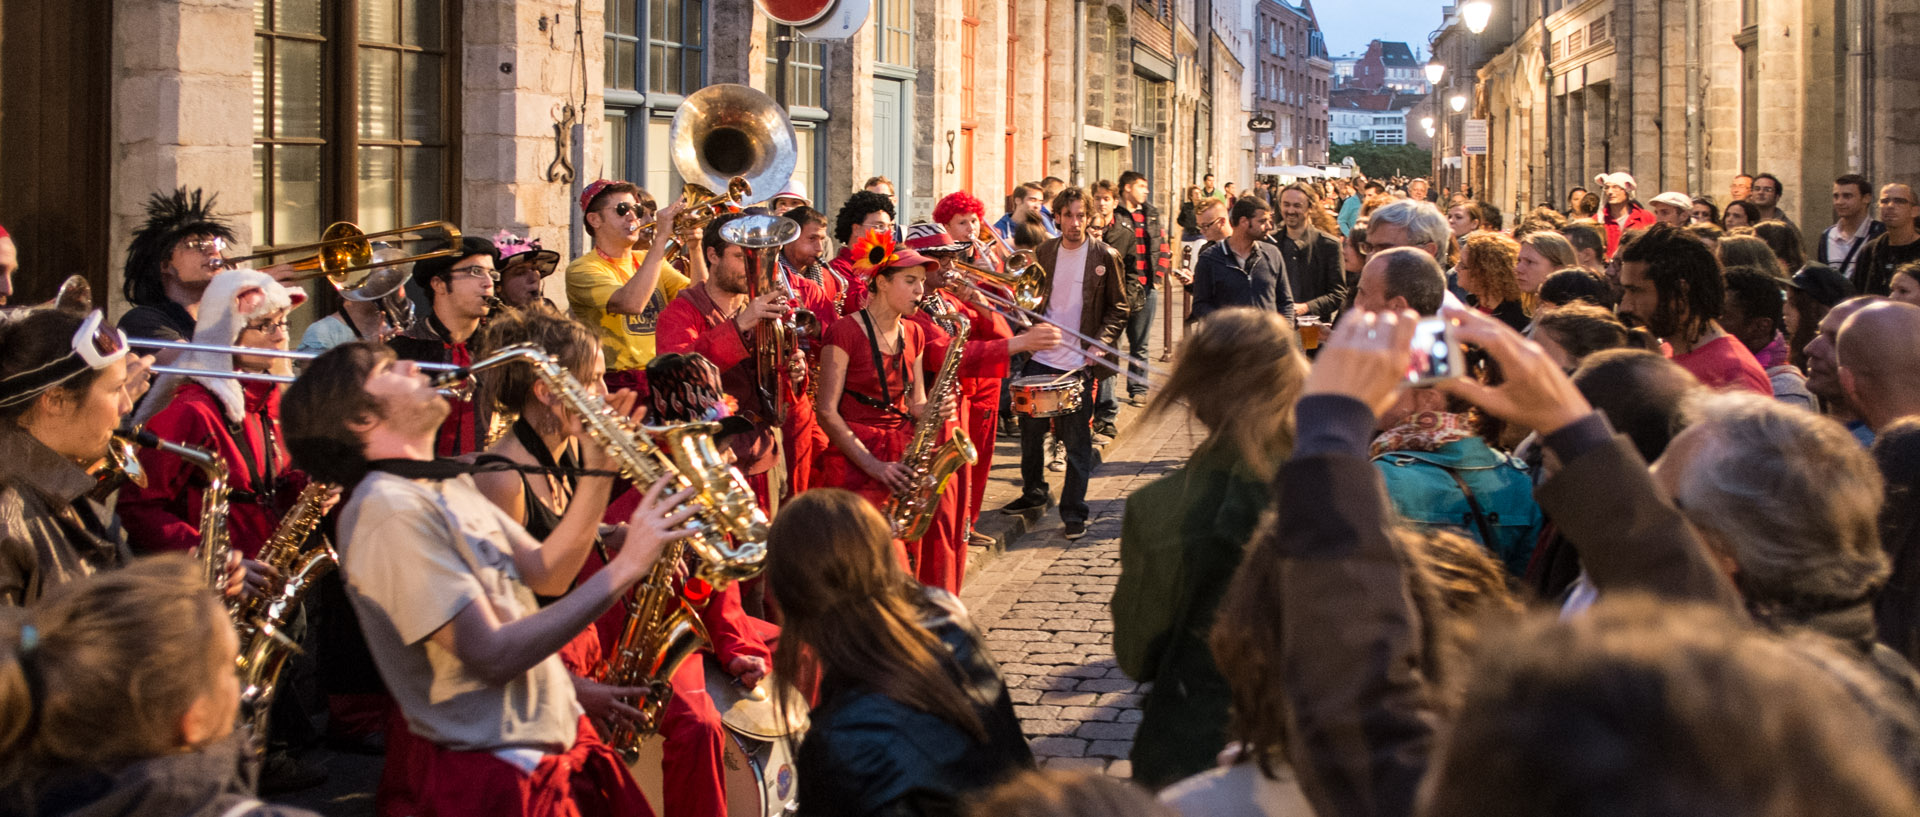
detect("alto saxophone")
[235,481,339,758]
[133,432,236,612]
[885,305,978,542]
[456,344,768,753]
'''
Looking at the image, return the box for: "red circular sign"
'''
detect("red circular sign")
[759,0,836,26]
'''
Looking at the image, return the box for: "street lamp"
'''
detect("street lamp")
[1425,62,1445,85]
[1420,115,1435,130]
[1462,0,1493,34]
[1424,124,1437,137]
[1449,94,1468,113]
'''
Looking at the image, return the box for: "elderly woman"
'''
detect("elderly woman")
[1458,231,1530,331]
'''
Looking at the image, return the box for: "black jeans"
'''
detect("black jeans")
[1017,359,1098,523]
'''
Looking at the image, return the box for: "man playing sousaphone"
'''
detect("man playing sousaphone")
[282,341,693,816]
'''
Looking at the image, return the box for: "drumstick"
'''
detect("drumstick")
[1044,367,1082,387]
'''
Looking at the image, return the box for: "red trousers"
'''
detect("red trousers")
[378,715,651,817]
[962,390,1001,526]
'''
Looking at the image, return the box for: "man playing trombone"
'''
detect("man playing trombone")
[998,188,1131,541]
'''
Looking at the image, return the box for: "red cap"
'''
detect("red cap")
[580,180,618,214]
[0,224,10,239]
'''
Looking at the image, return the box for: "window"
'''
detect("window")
[875,0,913,68]
[763,20,828,202]
[253,0,453,248]
[764,19,824,109]
[604,0,708,198]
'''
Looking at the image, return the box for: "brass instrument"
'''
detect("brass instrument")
[960,263,1165,391]
[86,433,149,501]
[948,256,1048,314]
[721,214,805,425]
[451,344,768,750]
[661,177,753,266]
[220,220,460,294]
[130,431,236,610]
[885,310,977,542]
[235,482,338,757]
[669,84,798,203]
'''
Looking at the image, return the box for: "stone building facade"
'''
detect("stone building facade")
[1463,0,1920,246]
[1,0,1247,312]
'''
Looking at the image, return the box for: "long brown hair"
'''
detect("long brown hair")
[1210,521,1518,780]
[1,555,232,789]
[1460,231,1523,306]
[768,489,987,741]
[1144,307,1308,477]
[471,303,601,432]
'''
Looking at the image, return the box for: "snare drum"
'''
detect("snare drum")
[1010,374,1085,417]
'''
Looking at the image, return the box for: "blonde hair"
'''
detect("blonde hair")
[1145,307,1308,476]
[1,555,232,789]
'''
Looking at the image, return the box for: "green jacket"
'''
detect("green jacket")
[1112,439,1271,789]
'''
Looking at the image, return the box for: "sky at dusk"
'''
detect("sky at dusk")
[1311,0,1445,59]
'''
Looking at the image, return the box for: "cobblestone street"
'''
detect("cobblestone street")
[962,399,1205,777]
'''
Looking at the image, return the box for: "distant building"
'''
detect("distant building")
[1331,54,1359,88]
[1252,0,1333,167]
[1330,89,1426,146]
[1350,39,1429,94]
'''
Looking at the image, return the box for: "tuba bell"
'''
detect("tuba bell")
[668,84,798,207]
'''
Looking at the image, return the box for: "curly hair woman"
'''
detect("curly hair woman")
[1458,231,1529,330]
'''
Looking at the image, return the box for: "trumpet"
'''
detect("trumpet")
[946,257,1047,313]
[953,267,1164,391]
[660,177,753,265]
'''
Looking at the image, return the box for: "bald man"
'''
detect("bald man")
[1807,295,1884,446]
[1840,300,1920,432]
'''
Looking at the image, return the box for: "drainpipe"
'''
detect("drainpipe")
[1073,0,1088,184]
[1846,0,1871,172]
[1681,0,1697,193]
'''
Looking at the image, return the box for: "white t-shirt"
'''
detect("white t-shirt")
[339,471,581,753]
[1034,240,1091,371]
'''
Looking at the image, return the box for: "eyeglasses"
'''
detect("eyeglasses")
[608,202,650,218]
[182,237,228,255]
[448,265,497,281]
[244,319,290,334]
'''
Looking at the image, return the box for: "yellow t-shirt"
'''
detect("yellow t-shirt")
[565,250,692,372]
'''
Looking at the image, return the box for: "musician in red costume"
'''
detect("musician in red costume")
[816,232,932,573]
[466,308,769,817]
[897,223,1060,591]
[120,268,310,575]
[772,206,838,494]
[827,191,897,317]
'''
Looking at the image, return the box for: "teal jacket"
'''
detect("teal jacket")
[1372,437,1544,577]
[1112,439,1270,790]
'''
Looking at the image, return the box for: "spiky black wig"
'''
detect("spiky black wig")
[123,188,236,307]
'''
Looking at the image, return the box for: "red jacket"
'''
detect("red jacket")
[118,381,304,559]
[1602,202,1657,258]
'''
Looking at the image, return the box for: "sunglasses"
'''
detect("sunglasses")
[608,202,652,218]
[182,237,228,255]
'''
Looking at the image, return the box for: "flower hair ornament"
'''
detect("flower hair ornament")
[848,229,899,282]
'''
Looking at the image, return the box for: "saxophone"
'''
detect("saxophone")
[885,305,978,542]
[133,432,236,611]
[234,482,339,758]
[456,344,768,753]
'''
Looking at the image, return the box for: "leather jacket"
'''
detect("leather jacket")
[794,588,1035,817]
[0,427,131,606]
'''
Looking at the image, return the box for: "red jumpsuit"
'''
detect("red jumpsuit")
[777,256,837,495]
[642,284,788,817]
[819,313,925,569]
[118,380,303,558]
[828,246,872,316]
[906,293,1014,593]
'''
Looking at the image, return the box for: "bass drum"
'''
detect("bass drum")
[624,657,808,816]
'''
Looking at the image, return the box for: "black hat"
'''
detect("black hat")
[1788,263,1855,309]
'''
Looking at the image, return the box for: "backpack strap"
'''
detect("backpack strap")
[1437,464,1502,549]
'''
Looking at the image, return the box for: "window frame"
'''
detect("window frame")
[604,0,710,198]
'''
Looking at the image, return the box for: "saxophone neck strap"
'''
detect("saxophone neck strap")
[365,457,621,482]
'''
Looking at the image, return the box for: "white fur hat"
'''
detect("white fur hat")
[151,269,307,424]
[1593,172,1637,194]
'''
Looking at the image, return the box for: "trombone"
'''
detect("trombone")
[934,264,1162,391]
[132,338,467,393]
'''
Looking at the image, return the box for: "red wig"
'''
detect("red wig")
[933,191,986,226]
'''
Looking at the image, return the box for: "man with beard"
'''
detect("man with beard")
[1615,224,1771,395]
[1274,183,1346,320]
